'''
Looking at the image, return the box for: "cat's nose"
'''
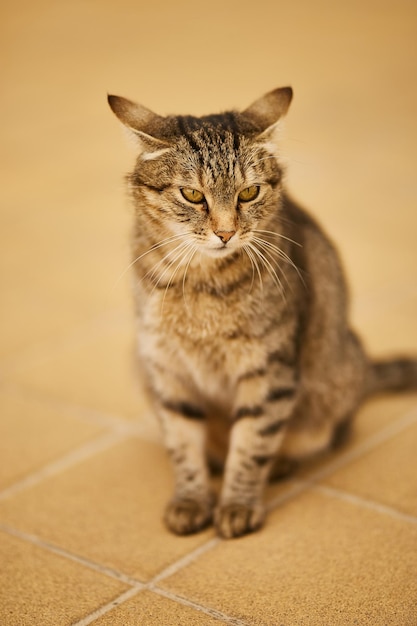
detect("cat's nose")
[215,230,236,244]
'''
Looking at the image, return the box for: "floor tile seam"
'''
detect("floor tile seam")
[0,522,143,588]
[307,482,417,526]
[303,402,417,484]
[0,515,228,619]
[71,587,144,626]
[0,430,127,502]
[0,523,243,626]
[150,537,220,585]
[71,582,249,626]
[149,586,251,625]
[0,306,130,375]
[0,379,162,442]
[267,405,417,512]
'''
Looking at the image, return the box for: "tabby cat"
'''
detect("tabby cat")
[108,87,417,539]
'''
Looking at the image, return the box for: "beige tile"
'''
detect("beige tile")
[293,394,417,480]
[94,589,223,625]
[352,394,417,441]
[0,530,127,626]
[3,315,150,421]
[2,1,417,625]
[0,390,104,491]
[324,419,417,517]
[0,438,214,581]
[162,491,417,625]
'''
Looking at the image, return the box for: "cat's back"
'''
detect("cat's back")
[281,193,349,302]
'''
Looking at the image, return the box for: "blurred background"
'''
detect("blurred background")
[1,0,416,417]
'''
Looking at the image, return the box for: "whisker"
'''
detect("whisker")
[151,242,191,296]
[145,240,189,284]
[182,245,198,310]
[161,242,195,313]
[243,244,263,293]
[247,243,285,301]
[251,237,293,294]
[252,235,306,288]
[254,229,302,248]
[113,233,187,288]
[241,247,255,292]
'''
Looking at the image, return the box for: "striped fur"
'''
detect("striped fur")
[109,88,417,539]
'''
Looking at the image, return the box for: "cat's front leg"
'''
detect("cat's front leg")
[155,393,214,535]
[215,377,297,538]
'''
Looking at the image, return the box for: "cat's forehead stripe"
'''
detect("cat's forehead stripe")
[175,115,251,184]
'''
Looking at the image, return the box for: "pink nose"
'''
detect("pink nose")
[215,230,236,244]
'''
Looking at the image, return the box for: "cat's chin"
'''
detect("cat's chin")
[200,245,238,260]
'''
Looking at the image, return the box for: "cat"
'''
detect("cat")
[108,87,417,539]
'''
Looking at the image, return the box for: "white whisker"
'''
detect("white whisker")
[247,242,285,301]
[151,242,191,296]
[243,244,263,293]
[241,247,255,292]
[182,245,198,310]
[145,240,189,285]
[161,242,195,313]
[252,234,305,288]
[254,229,302,248]
[113,233,187,288]
[251,237,293,294]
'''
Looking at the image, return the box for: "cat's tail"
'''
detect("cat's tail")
[366,357,417,396]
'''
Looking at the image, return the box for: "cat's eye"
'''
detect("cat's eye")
[180,188,205,204]
[238,186,260,203]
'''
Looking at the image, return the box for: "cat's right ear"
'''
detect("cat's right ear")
[107,95,171,157]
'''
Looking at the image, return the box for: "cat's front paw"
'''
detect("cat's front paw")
[164,496,213,535]
[214,502,265,539]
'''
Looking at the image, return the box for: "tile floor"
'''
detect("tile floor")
[1,1,417,624]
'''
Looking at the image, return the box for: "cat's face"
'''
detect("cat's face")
[108,88,292,259]
[130,123,283,258]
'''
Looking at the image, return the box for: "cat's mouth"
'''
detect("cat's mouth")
[201,243,238,259]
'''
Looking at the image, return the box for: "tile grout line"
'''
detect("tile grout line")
[0,517,241,624]
[2,518,245,626]
[306,403,417,484]
[267,404,417,515]
[150,586,250,626]
[149,537,220,585]
[0,430,127,502]
[71,587,143,626]
[0,380,162,444]
[0,523,143,588]
[0,519,245,625]
[0,392,414,622]
[308,483,417,526]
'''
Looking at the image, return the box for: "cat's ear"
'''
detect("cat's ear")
[107,94,171,157]
[242,87,293,136]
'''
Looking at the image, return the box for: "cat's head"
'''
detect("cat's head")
[108,87,292,259]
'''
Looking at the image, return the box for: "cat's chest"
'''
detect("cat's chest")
[145,283,257,343]
[138,280,291,407]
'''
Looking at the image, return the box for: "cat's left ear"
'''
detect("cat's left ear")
[108,94,171,157]
[242,86,293,139]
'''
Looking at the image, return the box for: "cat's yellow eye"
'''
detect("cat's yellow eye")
[238,186,260,203]
[180,188,205,204]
